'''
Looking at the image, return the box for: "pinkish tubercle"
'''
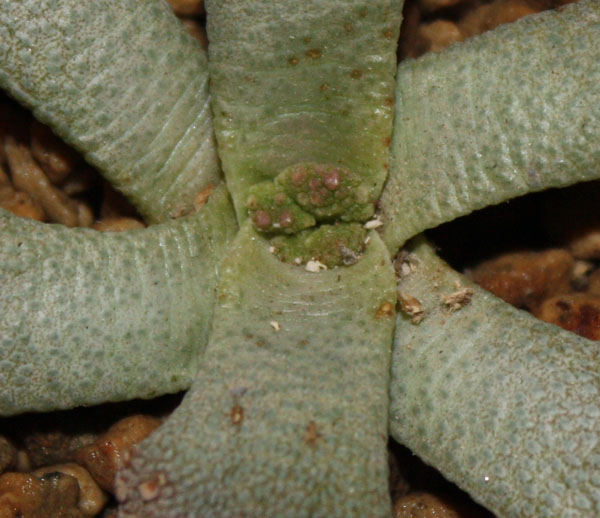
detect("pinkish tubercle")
[279,210,294,227]
[253,210,272,229]
[310,191,324,206]
[291,169,306,186]
[323,169,341,190]
[274,192,287,205]
[309,177,322,190]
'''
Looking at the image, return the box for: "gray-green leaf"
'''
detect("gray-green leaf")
[117,223,397,518]
[206,0,403,221]
[0,0,220,222]
[390,238,600,518]
[0,187,236,415]
[381,1,600,253]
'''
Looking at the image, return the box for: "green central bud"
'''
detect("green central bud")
[271,223,368,269]
[246,182,316,234]
[246,162,375,235]
[276,162,374,222]
[246,162,375,268]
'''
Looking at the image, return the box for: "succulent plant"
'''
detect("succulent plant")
[1,1,598,517]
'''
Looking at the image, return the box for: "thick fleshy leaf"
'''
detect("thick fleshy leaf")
[381,1,600,253]
[117,224,397,518]
[389,238,600,518]
[0,187,237,415]
[206,0,403,220]
[0,0,220,222]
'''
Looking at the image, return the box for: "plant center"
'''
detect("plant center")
[246,162,374,267]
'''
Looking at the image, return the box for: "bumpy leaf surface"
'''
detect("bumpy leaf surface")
[0,0,220,222]
[117,224,397,518]
[390,238,600,518]
[381,1,600,252]
[0,188,237,415]
[206,0,403,219]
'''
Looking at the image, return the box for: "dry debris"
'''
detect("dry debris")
[442,285,473,312]
[398,292,425,324]
[193,183,215,209]
[305,259,327,273]
[376,301,396,319]
[364,217,383,230]
[269,320,282,331]
[394,250,420,278]
[304,421,322,447]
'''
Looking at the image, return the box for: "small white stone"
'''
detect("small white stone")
[270,320,281,331]
[268,246,276,254]
[306,260,327,272]
[364,218,383,230]
[294,257,302,265]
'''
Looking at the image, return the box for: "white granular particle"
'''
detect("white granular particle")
[364,218,383,229]
[270,320,281,331]
[306,260,327,272]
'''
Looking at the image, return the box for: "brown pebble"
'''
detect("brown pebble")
[23,428,95,469]
[418,0,464,12]
[33,463,107,516]
[393,492,463,518]
[468,249,573,311]
[74,415,160,493]
[460,0,539,38]
[0,471,84,518]
[416,20,463,53]
[92,217,146,232]
[0,190,46,221]
[30,121,77,184]
[166,0,204,16]
[588,269,600,296]
[534,293,600,340]
[567,226,600,260]
[0,437,16,475]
